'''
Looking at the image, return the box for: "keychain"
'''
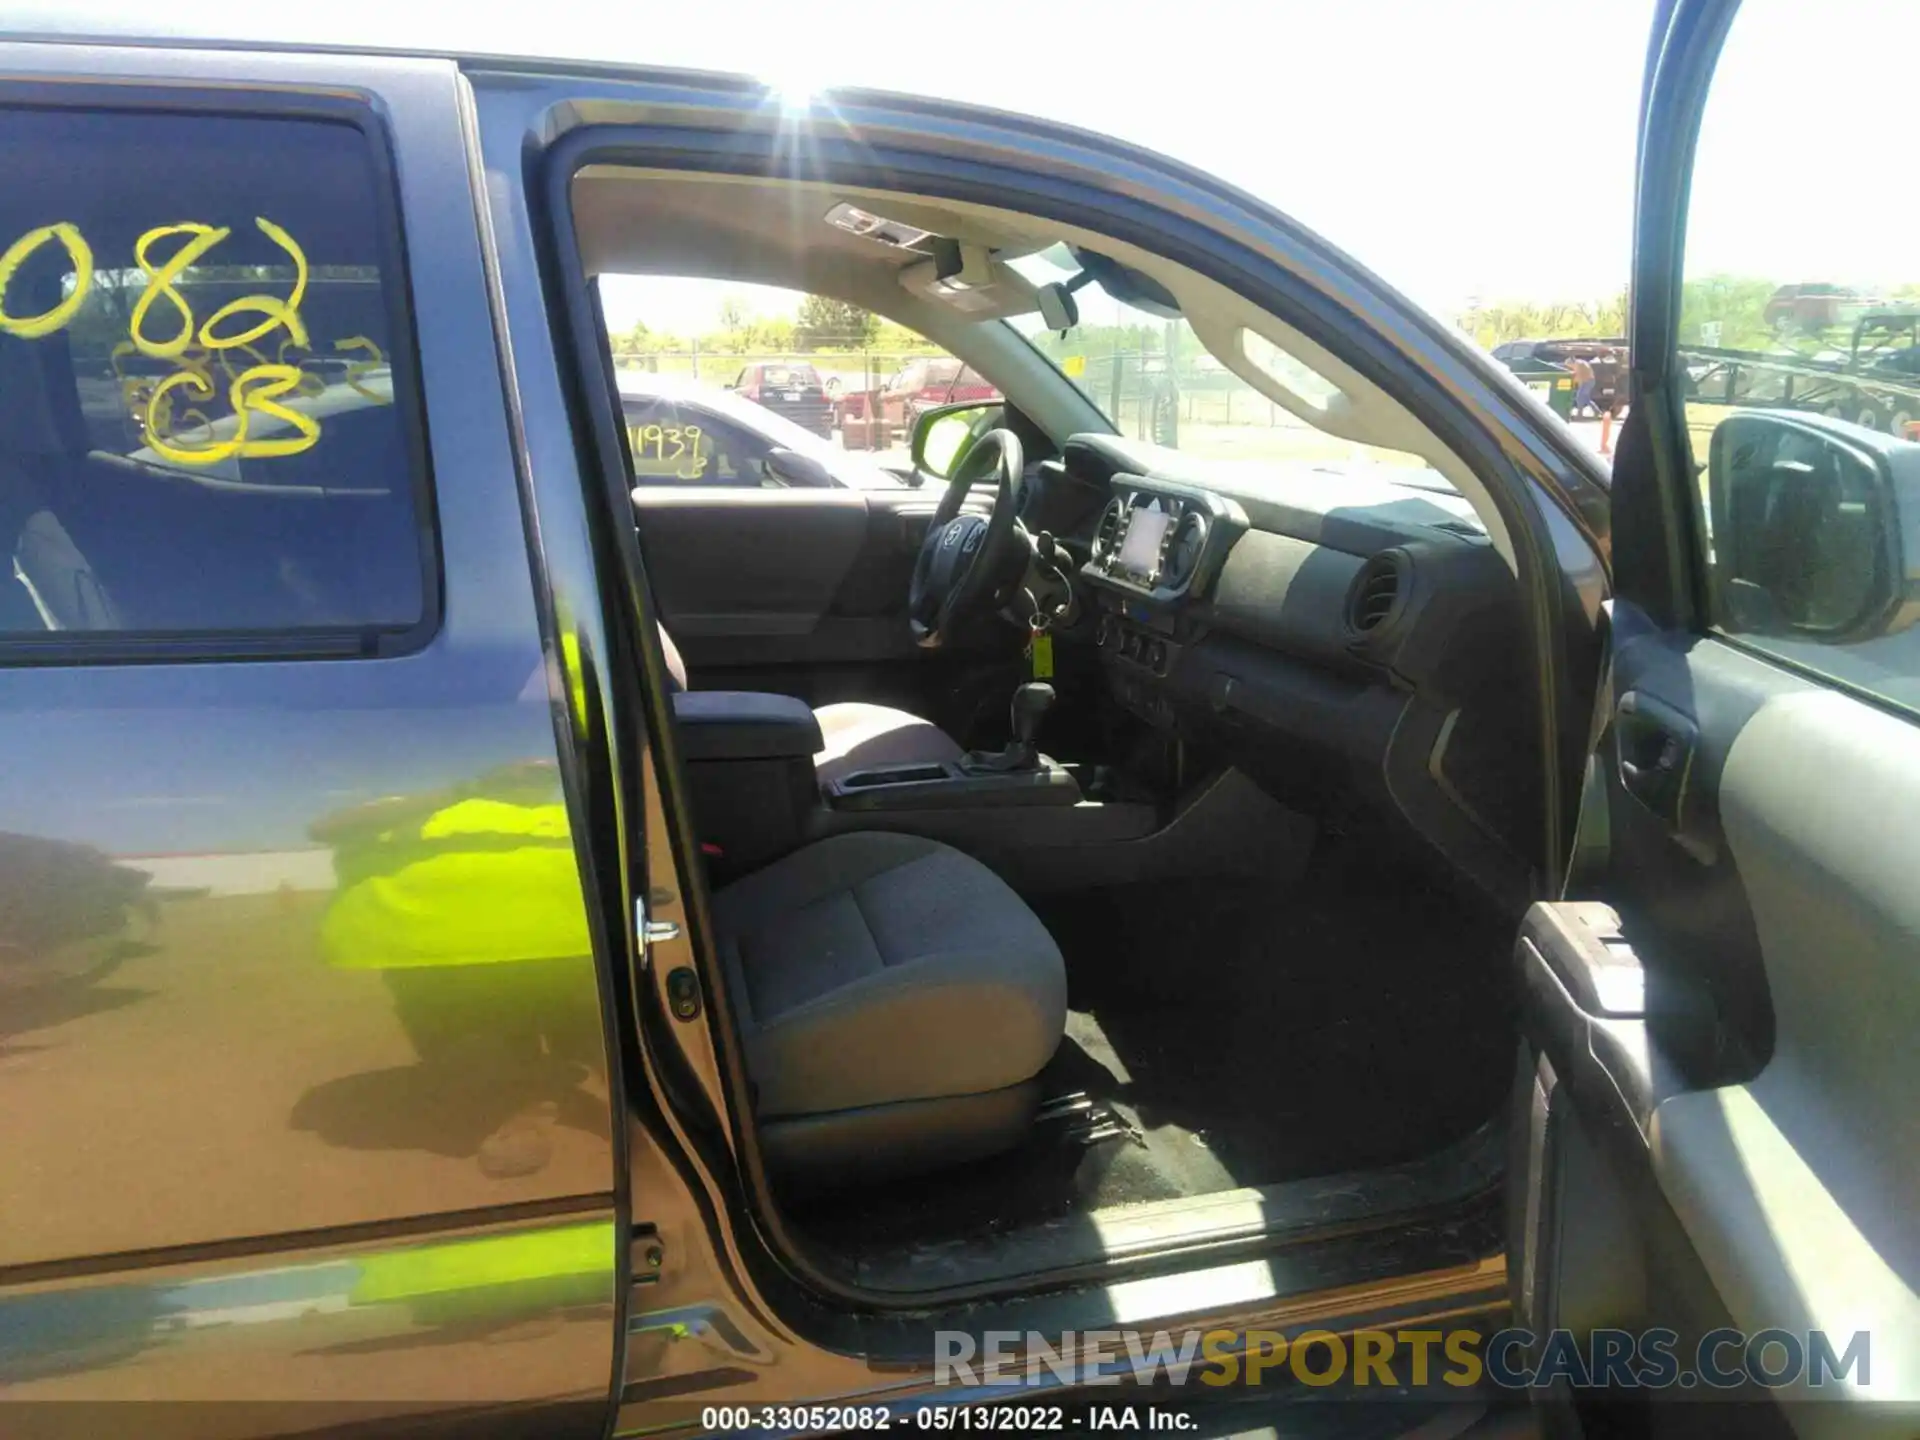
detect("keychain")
[1027,610,1054,680]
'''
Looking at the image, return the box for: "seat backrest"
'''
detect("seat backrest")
[0,328,122,632]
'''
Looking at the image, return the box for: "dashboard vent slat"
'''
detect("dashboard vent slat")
[1092,498,1127,564]
[1348,554,1405,636]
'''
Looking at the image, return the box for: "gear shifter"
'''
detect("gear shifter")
[1009,682,1055,763]
[963,682,1055,773]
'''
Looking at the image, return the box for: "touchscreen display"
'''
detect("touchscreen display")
[1117,506,1173,578]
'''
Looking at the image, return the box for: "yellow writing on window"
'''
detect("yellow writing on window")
[628,422,709,480]
[198,218,309,351]
[335,335,392,404]
[130,223,228,359]
[0,223,93,339]
[143,362,321,467]
[0,216,343,466]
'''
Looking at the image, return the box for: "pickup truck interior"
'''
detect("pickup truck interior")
[572,169,1542,1290]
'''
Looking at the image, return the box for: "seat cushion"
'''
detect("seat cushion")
[711,832,1066,1119]
[812,701,964,787]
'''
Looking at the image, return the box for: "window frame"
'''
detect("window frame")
[0,82,442,667]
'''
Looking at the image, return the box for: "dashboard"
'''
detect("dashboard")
[1032,434,1538,907]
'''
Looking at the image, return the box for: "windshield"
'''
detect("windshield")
[759,365,816,387]
[1007,250,1447,489]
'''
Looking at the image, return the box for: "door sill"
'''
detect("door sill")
[820,1117,1505,1300]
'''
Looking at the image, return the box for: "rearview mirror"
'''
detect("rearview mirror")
[911,401,1001,484]
[1035,283,1078,332]
[1708,410,1920,643]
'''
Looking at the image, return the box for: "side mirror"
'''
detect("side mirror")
[910,401,1001,486]
[762,447,835,488]
[1708,410,1920,642]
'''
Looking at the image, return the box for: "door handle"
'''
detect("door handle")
[1614,690,1699,836]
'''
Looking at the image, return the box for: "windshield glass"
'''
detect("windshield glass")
[1007,250,1447,489]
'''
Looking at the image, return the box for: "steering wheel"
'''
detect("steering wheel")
[907,428,1026,648]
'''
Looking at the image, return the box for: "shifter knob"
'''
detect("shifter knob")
[1011,682,1056,745]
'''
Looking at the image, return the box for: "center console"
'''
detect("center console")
[675,690,823,877]
[675,684,1084,884]
[1081,478,1246,602]
[1082,477,1247,728]
[824,683,1079,812]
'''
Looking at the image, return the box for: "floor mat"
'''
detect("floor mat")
[790,844,1516,1253]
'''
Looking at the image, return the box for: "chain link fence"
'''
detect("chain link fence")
[613,351,935,396]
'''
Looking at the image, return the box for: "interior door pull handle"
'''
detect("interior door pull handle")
[1614,690,1701,845]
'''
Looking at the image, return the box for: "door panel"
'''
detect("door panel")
[1664,690,1919,1345]
[0,44,618,1436]
[631,487,873,641]
[1518,622,1920,1430]
[632,486,1010,735]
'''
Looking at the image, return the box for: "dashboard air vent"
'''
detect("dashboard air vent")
[1348,553,1405,636]
[1092,498,1127,564]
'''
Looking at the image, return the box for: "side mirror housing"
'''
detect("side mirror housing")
[1709,410,1920,643]
[762,447,835,489]
[911,401,1002,486]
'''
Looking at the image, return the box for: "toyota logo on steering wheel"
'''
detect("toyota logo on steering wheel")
[941,520,965,549]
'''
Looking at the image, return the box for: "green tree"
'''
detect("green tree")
[873,318,931,351]
[1676,275,1780,350]
[795,294,878,351]
[1455,290,1629,348]
[608,319,650,356]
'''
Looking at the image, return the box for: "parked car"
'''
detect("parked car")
[879,355,1000,427]
[0,8,1913,1440]
[618,371,904,488]
[728,360,831,435]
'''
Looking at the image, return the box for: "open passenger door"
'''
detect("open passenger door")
[1508,1,1920,1436]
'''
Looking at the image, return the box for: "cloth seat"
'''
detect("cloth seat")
[656,623,964,787]
[711,830,1066,1187]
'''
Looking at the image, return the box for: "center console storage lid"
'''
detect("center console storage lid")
[673,690,823,762]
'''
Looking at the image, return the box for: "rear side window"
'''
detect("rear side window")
[0,106,431,654]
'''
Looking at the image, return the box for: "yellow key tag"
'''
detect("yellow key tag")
[1030,629,1054,679]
